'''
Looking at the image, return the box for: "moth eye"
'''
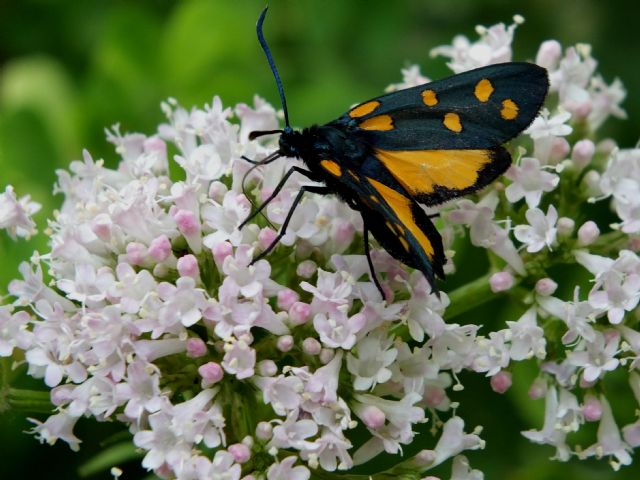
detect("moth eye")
[474,79,494,102]
[501,99,519,120]
[421,89,438,106]
[443,112,463,133]
[349,101,381,118]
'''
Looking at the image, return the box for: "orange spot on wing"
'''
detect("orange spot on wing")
[443,112,462,133]
[399,236,410,252]
[421,89,438,106]
[320,159,342,176]
[349,100,381,118]
[366,177,435,258]
[348,170,359,182]
[474,79,494,102]
[501,99,519,120]
[375,149,493,195]
[359,115,394,131]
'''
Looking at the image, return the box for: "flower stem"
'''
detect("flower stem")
[444,272,514,321]
[5,388,53,414]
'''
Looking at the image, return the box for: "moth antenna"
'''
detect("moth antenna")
[256,6,290,128]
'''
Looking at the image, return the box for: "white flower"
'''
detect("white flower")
[514,205,558,252]
[566,331,620,383]
[506,308,546,360]
[505,157,559,208]
[588,270,640,324]
[538,288,598,344]
[267,456,310,480]
[0,185,41,239]
[580,396,632,468]
[346,331,398,390]
[522,386,571,461]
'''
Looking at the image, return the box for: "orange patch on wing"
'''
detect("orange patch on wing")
[369,195,379,203]
[474,79,494,102]
[359,115,394,131]
[366,177,435,258]
[443,112,462,133]
[501,99,519,120]
[421,89,438,106]
[399,236,410,252]
[348,170,359,182]
[320,159,342,177]
[375,149,493,195]
[349,100,381,118]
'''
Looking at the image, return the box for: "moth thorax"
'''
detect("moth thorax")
[278,128,314,159]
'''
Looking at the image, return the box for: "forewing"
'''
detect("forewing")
[340,62,549,149]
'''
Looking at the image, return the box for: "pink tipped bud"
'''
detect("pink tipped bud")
[557,217,575,236]
[198,361,223,385]
[414,451,437,467]
[260,187,274,202]
[296,260,317,278]
[177,254,199,279]
[536,40,562,69]
[228,443,251,464]
[276,335,294,352]
[360,405,386,429]
[319,348,335,364]
[489,271,515,293]
[289,302,311,325]
[256,421,273,440]
[258,227,278,250]
[334,221,355,248]
[582,395,603,422]
[148,235,172,262]
[212,241,233,264]
[535,278,558,296]
[277,288,299,311]
[490,371,512,394]
[549,138,570,163]
[423,386,446,408]
[91,214,112,241]
[528,378,546,399]
[143,136,167,156]
[186,337,207,358]
[302,337,322,355]
[174,209,200,236]
[623,423,640,447]
[257,359,277,377]
[208,181,227,202]
[126,242,147,265]
[571,139,595,169]
[578,221,600,246]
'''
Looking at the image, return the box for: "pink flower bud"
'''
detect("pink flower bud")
[256,421,273,440]
[91,214,112,241]
[528,378,546,399]
[257,360,277,377]
[571,139,595,169]
[319,348,335,364]
[334,221,355,248]
[198,361,223,385]
[276,335,294,352]
[360,405,386,429]
[489,271,514,293]
[490,371,512,394]
[557,217,575,236]
[582,395,603,422]
[228,443,251,464]
[258,227,278,250]
[535,278,558,296]
[186,337,207,358]
[296,260,317,278]
[174,209,200,236]
[260,187,274,202]
[236,194,251,210]
[212,241,233,264]
[143,136,167,156]
[302,337,322,355]
[277,288,299,310]
[623,423,640,448]
[208,181,227,202]
[577,221,600,246]
[536,40,562,69]
[549,138,570,163]
[289,302,311,325]
[177,254,199,278]
[148,235,172,262]
[126,242,147,265]
[423,386,446,407]
[414,451,437,467]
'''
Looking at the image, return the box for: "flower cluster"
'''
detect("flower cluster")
[1,14,639,480]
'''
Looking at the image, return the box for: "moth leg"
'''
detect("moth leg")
[251,185,331,264]
[363,222,387,302]
[427,212,440,219]
[239,166,319,229]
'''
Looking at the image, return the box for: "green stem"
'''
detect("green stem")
[5,388,53,414]
[444,272,518,321]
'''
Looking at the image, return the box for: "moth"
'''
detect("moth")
[241,7,549,299]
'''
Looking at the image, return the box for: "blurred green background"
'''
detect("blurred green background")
[1,0,639,478]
